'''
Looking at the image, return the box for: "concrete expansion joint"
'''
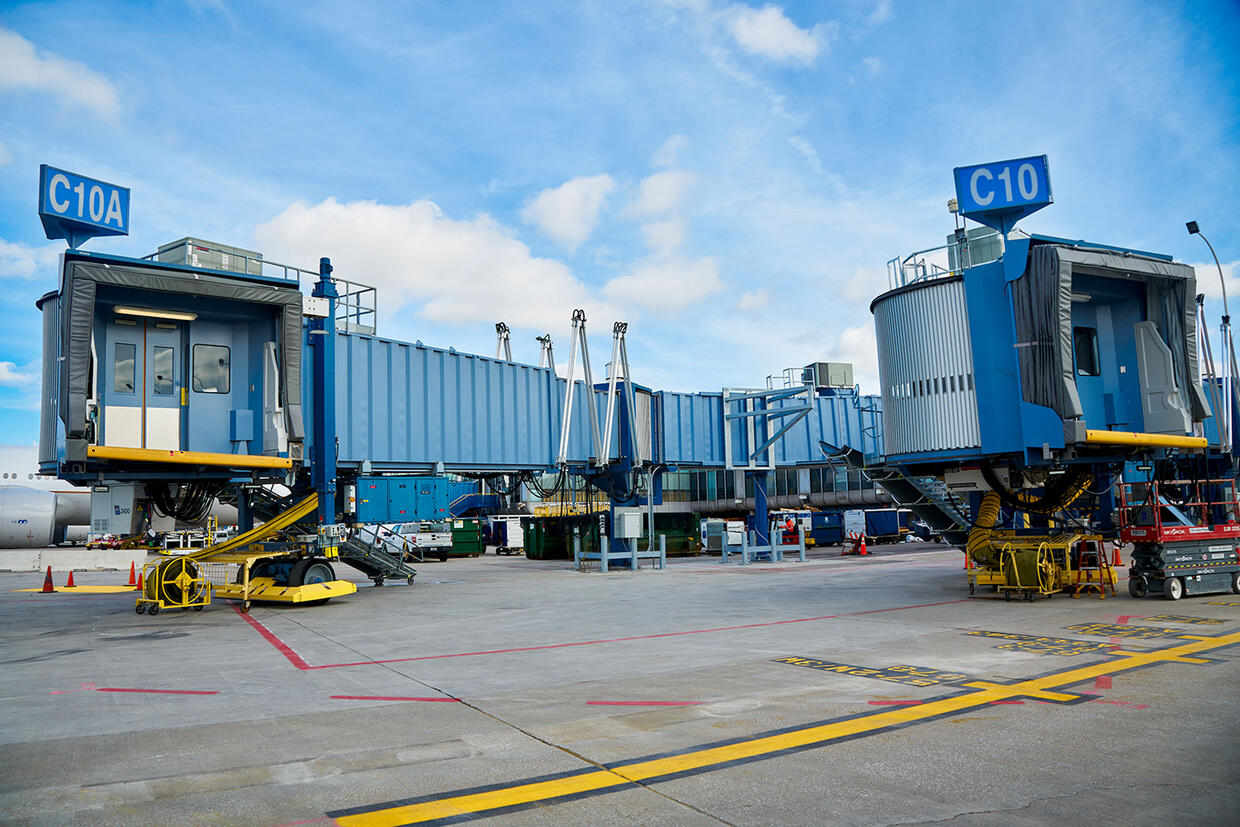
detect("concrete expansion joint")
[889,780,1221,825]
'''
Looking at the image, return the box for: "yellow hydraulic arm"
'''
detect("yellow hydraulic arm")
[188,493,319,561]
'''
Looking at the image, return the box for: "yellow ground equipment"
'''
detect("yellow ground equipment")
[135,493,357,615]
[967,530,1117,601]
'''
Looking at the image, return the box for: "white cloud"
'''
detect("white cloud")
[1194,260,1240,306]
[0,141,10,166]
[603,257,722,314]
[521,174,616,251]
[641,218,687,254]
[0,237,61,279]
[626,170,695,218]
[0,361,36,388]
[867,0,893,26]
[724,5,824,64]
[737,288,769,311]
[829,323,878,389]
[0,27,120,121]
[860,56,882,77]
[652,134,690,168]
[255,198,610,329]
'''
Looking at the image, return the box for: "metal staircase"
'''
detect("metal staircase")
[821,444,972,548]
[863,467,972,548]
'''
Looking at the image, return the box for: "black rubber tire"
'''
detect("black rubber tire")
[437,553,448,562]
[1164,577,1184,601]
[149,604,159,616]
[968,583,975,595]
[241,600,251,613]
[373,577,385,587]
[289,558,335,587]
[193,605,203,611]
[406,575,416,585]
[1232,572,1240,595]
[1129,576,1148,598]
[135,603,146,614]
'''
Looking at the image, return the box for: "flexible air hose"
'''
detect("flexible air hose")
[967,492,1002,568]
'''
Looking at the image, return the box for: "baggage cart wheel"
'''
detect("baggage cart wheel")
[194,605,203,611]
[1163,577,1183,601]
[1128,576,1147,598]
[149,604,159,616]
[373,576,385,587]
[135,603,146,614]
[406,575,415,585]
[241,600,251,613]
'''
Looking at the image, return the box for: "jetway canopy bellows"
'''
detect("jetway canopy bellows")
[1012,244,1208,425]
[55,257,305,446]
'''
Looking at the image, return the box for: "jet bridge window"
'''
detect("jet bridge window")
[153,346,175,395]
[192,344,231,393]
[1074,327,1100,376]
[113,343,135,393]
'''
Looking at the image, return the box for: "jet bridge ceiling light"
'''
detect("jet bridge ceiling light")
[114,306,198,321]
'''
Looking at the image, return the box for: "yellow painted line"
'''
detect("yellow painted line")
[1083,429,1206,449]
[86,444,293,469]
[15,585,138,593]
[334,629,1240,826]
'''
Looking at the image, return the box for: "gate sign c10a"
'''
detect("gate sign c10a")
[38,164,130,248]
[952,155,1051,233]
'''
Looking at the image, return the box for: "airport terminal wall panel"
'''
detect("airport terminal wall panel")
[766,392,884,465]
[309,332,608,471]
[657,390,883,466]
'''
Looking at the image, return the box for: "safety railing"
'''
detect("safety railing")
[886,230,1003,290]
[1116,479,1240,535]
[146,239,378,334]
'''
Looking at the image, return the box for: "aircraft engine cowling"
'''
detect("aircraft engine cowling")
[0,486,57,548]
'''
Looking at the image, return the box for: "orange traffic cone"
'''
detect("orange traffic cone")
[134,571,144,592]
[65,571,76,588]
[859,535,869,556]
[1111,545,1123,566]
[127,561,137,586]
[41,566,56,593]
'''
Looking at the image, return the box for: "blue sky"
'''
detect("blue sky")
[0,0,1237,450]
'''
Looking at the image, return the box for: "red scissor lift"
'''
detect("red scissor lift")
[1117,479,1240,600]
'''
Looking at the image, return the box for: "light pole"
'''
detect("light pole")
[1189,220,1232,450]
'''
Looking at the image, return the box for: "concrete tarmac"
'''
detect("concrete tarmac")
[1,543,1237,825]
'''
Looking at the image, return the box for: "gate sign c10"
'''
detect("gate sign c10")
[38,164,130,248]
[952,155,1052,233]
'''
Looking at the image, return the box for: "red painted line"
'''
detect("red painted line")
[95,687,219,695]
[1116,616,1132,624]
[330,694,458,703]
[231,603,314,670]
[237,598,970,672]
[587,700,703,707]
[1094,676,1113,689]
[868,700,922,706]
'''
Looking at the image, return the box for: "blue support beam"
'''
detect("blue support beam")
[311,257,338,525]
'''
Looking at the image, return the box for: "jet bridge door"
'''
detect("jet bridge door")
[101,316,183,450]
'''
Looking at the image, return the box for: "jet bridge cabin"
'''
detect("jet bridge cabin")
[37,251,304,482]
[872,235,1210,471]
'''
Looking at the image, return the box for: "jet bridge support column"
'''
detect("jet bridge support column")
[752,471,769,546]
[236,487,254,533]
[311,258,338,526]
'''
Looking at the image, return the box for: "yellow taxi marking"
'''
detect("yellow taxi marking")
[334,629,1240,826]
[16,585,138,593]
